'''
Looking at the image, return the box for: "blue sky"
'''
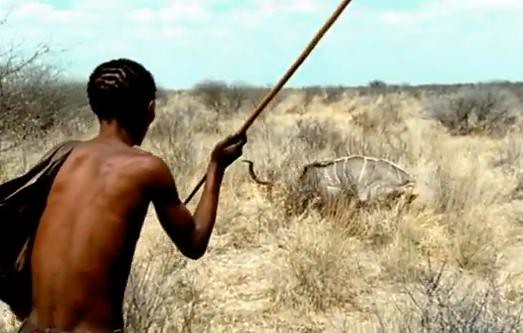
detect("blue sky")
[0,0,522,89]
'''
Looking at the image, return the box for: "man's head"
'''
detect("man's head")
[87,58,157,145]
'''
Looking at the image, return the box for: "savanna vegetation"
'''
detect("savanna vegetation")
[2,31,523,332]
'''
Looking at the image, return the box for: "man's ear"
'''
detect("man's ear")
[147,99,156,122]
[148,99,156,111]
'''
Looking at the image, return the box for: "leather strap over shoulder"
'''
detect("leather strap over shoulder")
[0,140,80,203]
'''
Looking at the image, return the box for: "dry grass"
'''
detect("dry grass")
[2,87,523,332]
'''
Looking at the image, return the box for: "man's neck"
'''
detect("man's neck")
[96,121,137,147]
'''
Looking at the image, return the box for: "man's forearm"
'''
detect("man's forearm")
[191,162,225,253]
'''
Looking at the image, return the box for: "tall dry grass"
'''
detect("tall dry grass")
[2,85,523,332]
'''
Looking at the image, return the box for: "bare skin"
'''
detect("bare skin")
[26,112,246,332]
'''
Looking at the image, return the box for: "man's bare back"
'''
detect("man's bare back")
[30,139,153,332]
[20,59,246,332]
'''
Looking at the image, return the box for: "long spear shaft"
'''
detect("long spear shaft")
[184,0,354,205]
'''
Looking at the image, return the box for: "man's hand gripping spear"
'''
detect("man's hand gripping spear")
[184,0,355,205]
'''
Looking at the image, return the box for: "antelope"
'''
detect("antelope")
[242,155,418,207]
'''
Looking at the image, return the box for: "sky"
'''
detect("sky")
[0,0,522,89]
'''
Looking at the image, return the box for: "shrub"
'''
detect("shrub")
[270,220,362,313]
[0,41,87,143]
[350,93,407,135]
[394,262,523,332]
[192,80,255,115]
[369,80,387,89]
[294,117,344,153]
[424,85,520,137]
[144,106,199,195]
[123,240,210,333]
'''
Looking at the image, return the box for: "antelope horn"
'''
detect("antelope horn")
[241,160,273,186]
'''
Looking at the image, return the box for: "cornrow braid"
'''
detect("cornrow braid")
[87,58,156,126]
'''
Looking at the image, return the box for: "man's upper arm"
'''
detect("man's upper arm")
[148,157,181,206]
[147,157,195,251]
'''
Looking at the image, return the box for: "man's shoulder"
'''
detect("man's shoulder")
[126,150,176,196]
[128,148,171,180]
[73,143,169,180]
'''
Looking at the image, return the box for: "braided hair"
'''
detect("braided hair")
[87,59,157,128]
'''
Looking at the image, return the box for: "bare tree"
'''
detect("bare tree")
[0,17,87,145]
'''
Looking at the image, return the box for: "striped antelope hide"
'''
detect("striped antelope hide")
[243,155,417,206]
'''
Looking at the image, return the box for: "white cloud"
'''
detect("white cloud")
[157,2,211,22]
[73,0,135,11]
[429,0,523,12]
[255,0,325,15]
[129,8,155,23]
[1,0,520,87]
[379,0,523,27]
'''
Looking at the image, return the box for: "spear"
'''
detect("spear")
[184,0,354,205]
